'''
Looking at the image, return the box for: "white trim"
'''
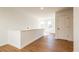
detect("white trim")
[0,43,7,46]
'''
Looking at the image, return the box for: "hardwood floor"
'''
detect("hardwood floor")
[0,34,73,52]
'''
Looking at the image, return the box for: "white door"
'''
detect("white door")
[55,8,73,41]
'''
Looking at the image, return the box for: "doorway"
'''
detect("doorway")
[39,17,55,35]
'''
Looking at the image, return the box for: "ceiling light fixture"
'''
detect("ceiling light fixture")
[40,7,44,10]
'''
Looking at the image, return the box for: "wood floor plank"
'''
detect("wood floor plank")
[0,34,73,52]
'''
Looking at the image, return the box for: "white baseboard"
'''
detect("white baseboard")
[0,43,7,46]
[7,43,21,49]
[55,38,73,42]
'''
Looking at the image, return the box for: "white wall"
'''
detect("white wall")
[51,13,55,33]
[0,8,9,46]
[55,8,73,41]
[74,7,79,52]
[0,8,39,46]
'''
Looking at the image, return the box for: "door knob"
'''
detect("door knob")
[57,28,60,30]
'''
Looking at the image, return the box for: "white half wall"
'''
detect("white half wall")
[21,29,44,48]
[8,29,44,49]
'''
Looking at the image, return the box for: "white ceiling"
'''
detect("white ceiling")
[0,7,67,19]
[9,7,66,18]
